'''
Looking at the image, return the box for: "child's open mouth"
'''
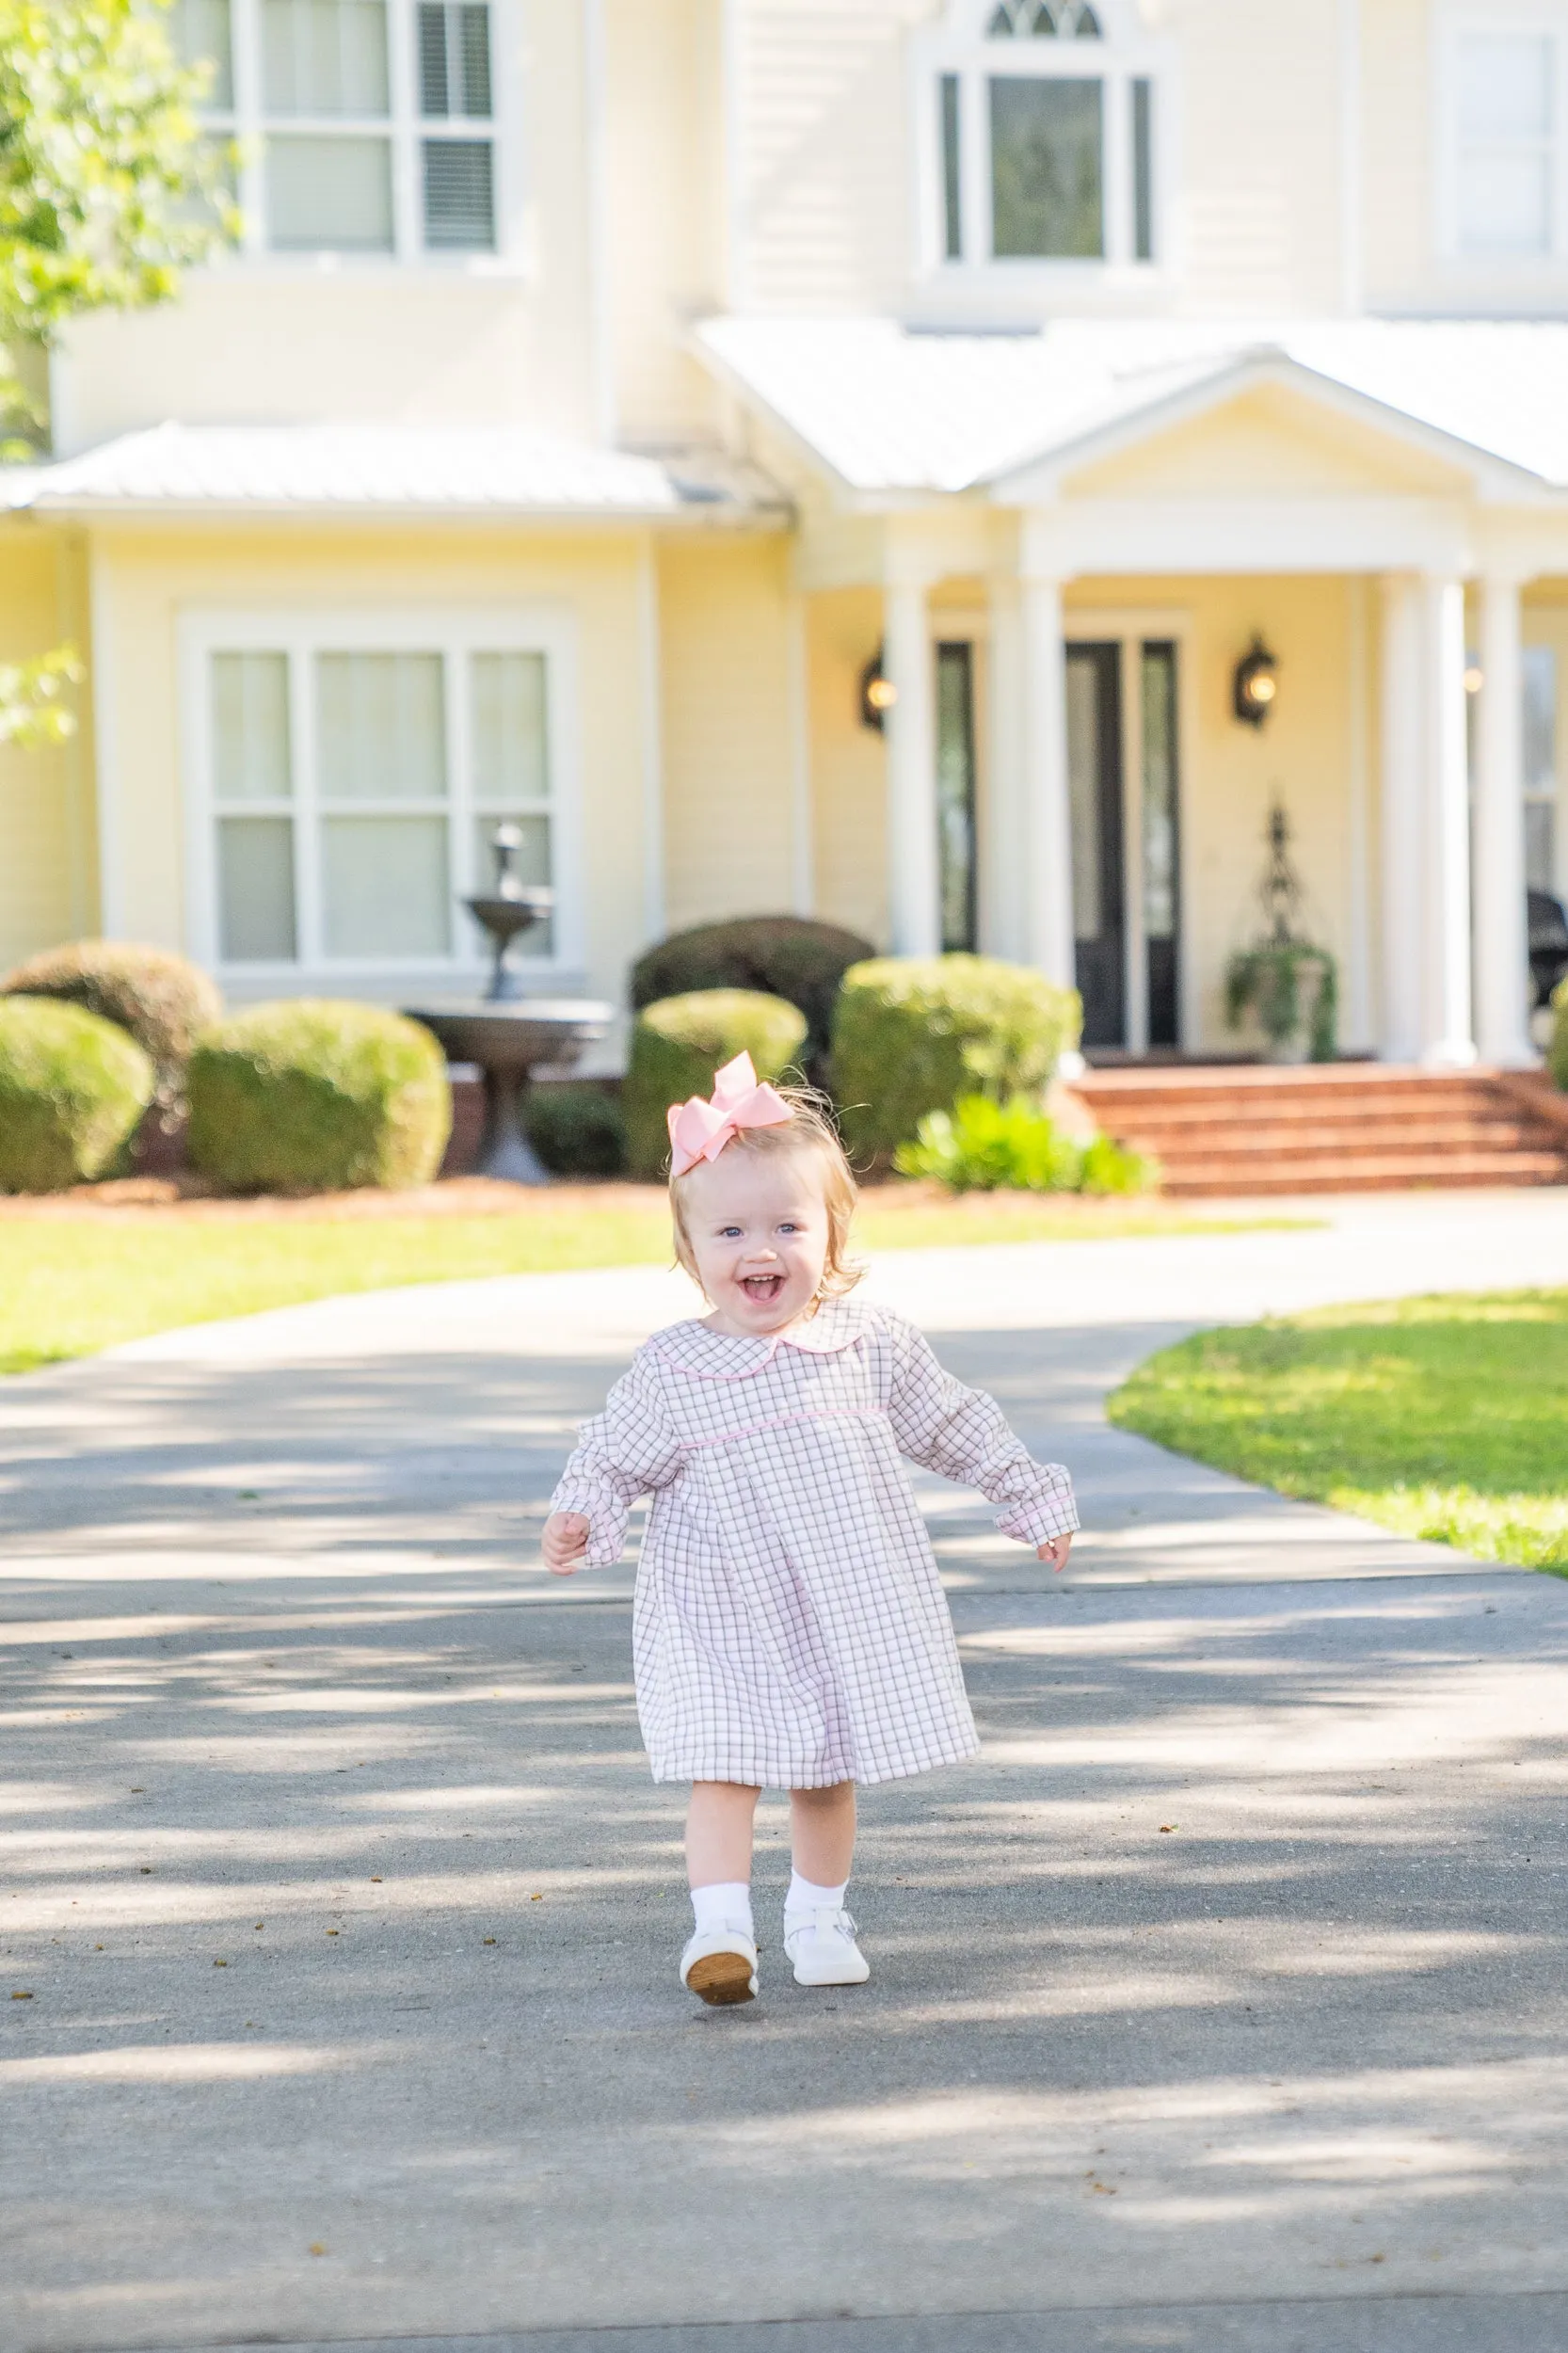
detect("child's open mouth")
[740,1273,785,1305]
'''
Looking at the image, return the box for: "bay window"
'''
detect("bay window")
[187,615,574,979]
[172,0,504,260]
[922,0,1161,272]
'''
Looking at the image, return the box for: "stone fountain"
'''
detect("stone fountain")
[404,824,613,1184]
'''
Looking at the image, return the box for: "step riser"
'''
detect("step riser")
[1117,1126,1549,1155]
[1165,1168,1568,1195]
[1071,1065,1568,1196]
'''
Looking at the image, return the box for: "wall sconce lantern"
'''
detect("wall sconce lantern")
[859,647,898,731]
[1233,636,1279,728]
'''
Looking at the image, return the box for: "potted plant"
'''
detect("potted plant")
[1224,801,1338,1064]
[1224,938,1336,1064]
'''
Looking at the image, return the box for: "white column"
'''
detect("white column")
[1019,570,1076,990]
[1473,573,1535,1065]
[1421,575,1477,1065]
[883,572,940,958]
[1379,575,1425,1060]
[984,571,1024,962]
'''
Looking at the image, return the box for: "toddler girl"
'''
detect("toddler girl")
[542,1051,1077,2007]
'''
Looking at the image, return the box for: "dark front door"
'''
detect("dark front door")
[1140,639,1181,1048]
[936,641,978,952]
[1065,640,1126,1048]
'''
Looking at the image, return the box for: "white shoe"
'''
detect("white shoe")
[680,1925,759,2007]
[784,1905,871,1988]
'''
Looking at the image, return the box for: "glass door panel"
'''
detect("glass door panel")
[1064,641,1125,1047]
[936,641,978,953]
[1140,640,1180,1047]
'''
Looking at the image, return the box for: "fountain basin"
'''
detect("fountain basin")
[404,998,613,1185]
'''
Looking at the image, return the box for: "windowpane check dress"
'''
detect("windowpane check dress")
[548,1296,1079,1790]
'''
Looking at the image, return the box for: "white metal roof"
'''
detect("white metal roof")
[17,421,782,520]
[695,316,1568,496]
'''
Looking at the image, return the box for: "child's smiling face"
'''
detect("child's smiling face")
[680,1143,832,1336]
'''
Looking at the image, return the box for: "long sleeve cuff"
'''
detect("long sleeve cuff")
[547,1479,630,1569]
[995,1475,1080,1547]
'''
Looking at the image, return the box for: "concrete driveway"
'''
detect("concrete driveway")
[4,1191,1568,2353]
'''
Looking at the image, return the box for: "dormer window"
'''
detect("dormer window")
[924,0,1160,271]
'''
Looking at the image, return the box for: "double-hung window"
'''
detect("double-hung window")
[172,0,504,259]
[1445,17,1564,261]
[924,0,1161,271]
[186,615,574,978]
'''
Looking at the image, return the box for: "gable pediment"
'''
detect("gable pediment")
[1056,378,1470,502]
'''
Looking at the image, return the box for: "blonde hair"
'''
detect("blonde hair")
[669,1081,863,1301]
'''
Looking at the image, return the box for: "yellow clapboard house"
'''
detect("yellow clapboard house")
[3,0,1567,1073]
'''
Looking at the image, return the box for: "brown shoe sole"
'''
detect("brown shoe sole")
[685,1949,757,2006]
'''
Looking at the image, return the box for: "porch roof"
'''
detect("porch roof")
[694,315,1568,499]
[12,422,787,523]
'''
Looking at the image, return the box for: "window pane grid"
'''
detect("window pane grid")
[939,18,1150,268]
[208,640,558,968]
[213,1,502,259]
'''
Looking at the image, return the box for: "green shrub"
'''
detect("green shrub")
[630,917,873,1067]
[1551,975,1568,1091]
[832,955,1081,1160]
[623,988,808,1178]
[894,1093,1154,1196]
[525,1081,626,1177]
[0,997,155,1192]
[0,940,221,1109]
[186,1000,451,1193]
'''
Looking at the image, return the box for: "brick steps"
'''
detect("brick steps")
[1071,1064,1568,1197]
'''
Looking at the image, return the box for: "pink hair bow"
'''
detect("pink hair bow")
[666,1050,792,1176]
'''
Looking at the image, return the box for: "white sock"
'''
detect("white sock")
[786,1869,848,1921]
[690,1881,753,1938]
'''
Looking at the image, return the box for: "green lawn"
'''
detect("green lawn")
[1109,1289,1568,1574]
[0,1193,1307,1376]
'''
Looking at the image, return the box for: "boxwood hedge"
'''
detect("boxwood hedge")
[832,955,1080,1161]
[630,916,872,1069]
[622,988,808,1178]
[186,1000,451,1193]
[0,940,221,1110]
[0,997,156,1192]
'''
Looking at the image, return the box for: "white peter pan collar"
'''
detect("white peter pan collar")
[648,1295,881,1380]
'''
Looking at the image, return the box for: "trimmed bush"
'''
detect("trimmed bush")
[832,955,1081,1161]
[623,988,808,1178]
[186,1000,451,1193]
[1552,975,1568,1092]
[0,997,155,1192]
[0,940,221,1108]
[525,1081,627,1177]
[893,1094,1154,1196]
[630,917,874,1067]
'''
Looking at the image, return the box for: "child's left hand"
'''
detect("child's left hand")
[1036,1533,1073,1573]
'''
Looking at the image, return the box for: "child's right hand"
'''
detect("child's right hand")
[542,1511,590,1576]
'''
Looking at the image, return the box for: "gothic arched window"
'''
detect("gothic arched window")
[987,1,1103,37]
[927,1,1158,270]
